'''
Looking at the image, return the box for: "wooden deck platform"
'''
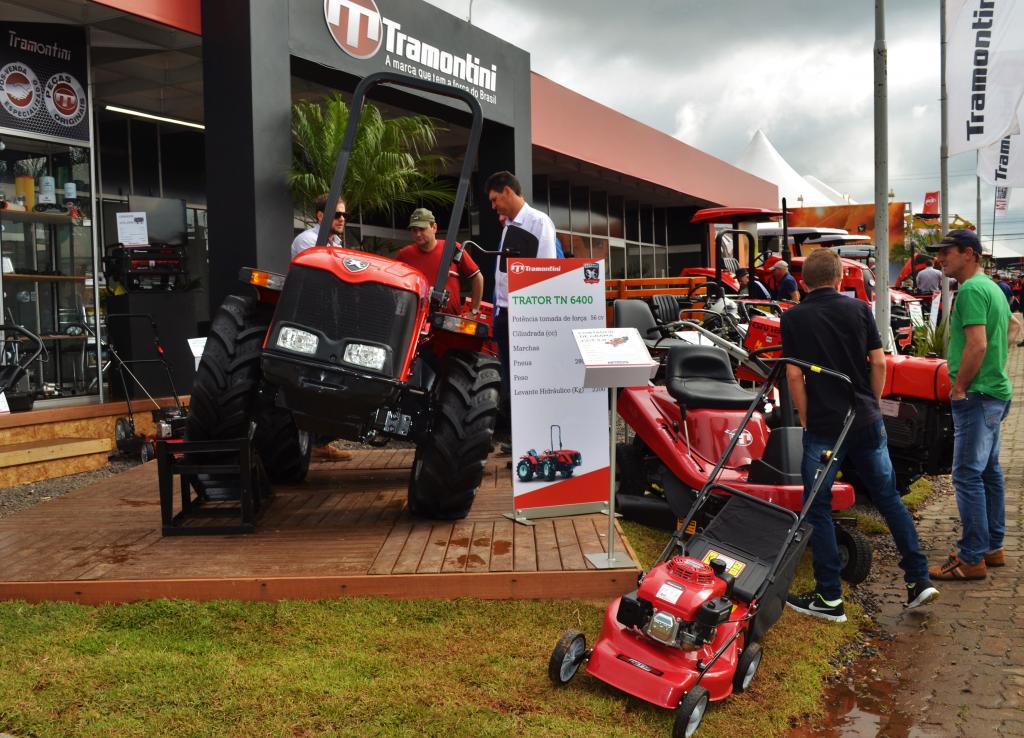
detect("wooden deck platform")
[0,449,641,604]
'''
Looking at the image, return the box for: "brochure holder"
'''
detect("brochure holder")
[573,327,658,570]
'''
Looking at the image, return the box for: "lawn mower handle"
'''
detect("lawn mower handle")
[319,71,484,312]
[0,324,44,394]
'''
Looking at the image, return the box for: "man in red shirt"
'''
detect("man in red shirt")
[396,208,484,314]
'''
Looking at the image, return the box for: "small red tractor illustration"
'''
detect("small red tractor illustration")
[517,425,583,481]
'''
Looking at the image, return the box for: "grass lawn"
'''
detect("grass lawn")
[0,521,862,738]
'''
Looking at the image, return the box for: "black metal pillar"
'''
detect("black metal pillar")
[201,0,293,315]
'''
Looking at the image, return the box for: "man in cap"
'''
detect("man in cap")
[772,260,800,302]
[926,229,1012,580]
[396,207,483,315]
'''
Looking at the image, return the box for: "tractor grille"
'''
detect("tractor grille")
[274,265,419,378]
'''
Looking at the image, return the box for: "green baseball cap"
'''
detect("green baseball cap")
[408,207,436,228]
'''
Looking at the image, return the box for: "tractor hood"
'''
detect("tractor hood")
[292,247,431,298]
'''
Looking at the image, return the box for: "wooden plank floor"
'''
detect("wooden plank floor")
[0,449,641,604]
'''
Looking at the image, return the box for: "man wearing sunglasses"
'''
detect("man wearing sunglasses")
[289,192,354,461]
[290,192,347,260]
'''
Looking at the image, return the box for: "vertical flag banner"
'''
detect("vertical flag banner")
[507,258,610,517]
[977,134,1024,186]
[946,0,1024,155]
[995,186,1010,215]
[923,191,940,214]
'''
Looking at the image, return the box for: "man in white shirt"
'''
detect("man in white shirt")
[916,262,943,294]
[290,193,347,260]
[484,171,558,441]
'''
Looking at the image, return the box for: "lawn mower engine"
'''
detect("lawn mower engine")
[617,556,733,651]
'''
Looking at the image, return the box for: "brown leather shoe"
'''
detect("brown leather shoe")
[929,552,986,581]
[984,548,1006,567]
[311,444,353,461]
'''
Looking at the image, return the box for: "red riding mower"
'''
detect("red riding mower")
[610,309,872,584]
[186,72,500,520]
[516,424,583,482]
[550,359,858,737]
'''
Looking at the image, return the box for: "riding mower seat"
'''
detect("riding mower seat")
[665,344,755,410]
[613,299,690,351]
[651,294,681,324]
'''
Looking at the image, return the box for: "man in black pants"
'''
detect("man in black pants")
[781,249,938,622]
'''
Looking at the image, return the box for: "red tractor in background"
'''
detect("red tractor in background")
[517,424,583,482]
[186,72,500,520]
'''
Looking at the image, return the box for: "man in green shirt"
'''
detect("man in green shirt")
[926,230,1012,580]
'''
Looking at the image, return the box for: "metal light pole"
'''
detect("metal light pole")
[939,0,952,321]
[874,0,892,350]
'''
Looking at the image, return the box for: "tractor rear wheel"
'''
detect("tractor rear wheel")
[186,295,267,445]
[516,459,534,482]
[408,351,500,519]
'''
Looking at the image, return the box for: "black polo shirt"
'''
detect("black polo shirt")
[780,288,883,437]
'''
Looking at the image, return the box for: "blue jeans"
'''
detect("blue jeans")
[802,420,929,600]
[951,393,1011,565]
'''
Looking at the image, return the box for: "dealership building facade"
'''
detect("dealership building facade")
[0,0,774,405]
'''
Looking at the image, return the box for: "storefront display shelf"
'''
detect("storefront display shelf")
[2,274,87,282]
[0,210,74,226]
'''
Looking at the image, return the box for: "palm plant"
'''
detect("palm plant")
[912,317,948,358]
[289,94,455,226]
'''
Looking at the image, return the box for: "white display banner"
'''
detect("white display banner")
[995,186,1010,214]
[508,258,609,514]
[977,134,1024,186]
[947,0,1024,155]
[115,211,149,245]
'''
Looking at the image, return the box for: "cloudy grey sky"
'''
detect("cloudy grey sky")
[423,0,1022,254]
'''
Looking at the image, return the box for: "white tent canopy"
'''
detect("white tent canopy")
[734,129,845,207]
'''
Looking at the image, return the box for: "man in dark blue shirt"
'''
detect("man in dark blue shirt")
[771,260,800,302]
[781,248,937,622]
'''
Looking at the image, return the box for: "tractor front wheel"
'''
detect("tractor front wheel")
[541,459,556,482]
[186,294,266,446]
[254,400,312,484]
[408,351,500,519]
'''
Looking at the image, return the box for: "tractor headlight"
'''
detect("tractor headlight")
[277,326,319,355]
[343,343,387,371]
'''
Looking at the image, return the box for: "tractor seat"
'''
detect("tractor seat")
[665,344,755,410]
[613,299,689,351]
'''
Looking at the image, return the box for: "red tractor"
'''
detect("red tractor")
[185,73,500,520]
[516,425,583,482]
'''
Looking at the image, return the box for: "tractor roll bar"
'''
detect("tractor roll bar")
[318,71,484,311]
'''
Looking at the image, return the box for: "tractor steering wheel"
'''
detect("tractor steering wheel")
[686,281,726,302]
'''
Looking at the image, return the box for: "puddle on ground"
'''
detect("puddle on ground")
[787,638,944,738]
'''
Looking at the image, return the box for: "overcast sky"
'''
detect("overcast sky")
[423,0,1022,254]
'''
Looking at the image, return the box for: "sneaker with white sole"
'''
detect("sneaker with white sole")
[785,591,847,623]
[905,581,940,609]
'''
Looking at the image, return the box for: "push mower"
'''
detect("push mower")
[0,323,45,410]
[80,314,188,463]
[516,424,583,482]
[549,359,856,737]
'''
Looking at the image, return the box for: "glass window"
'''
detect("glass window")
[571,186,589,235]
[640,206,653,244]
[642,243,658,277]
[591,237,608,264]
[608,241,626,279]
[654,208,667,246]
[625,201,640,242]
[532,175,548,212]
[98,117,129,196]
[567,234,590,258]
[608,196,624,239]
[549,180,570,231]
[160,128,206,205]
[626,241,642,278]
[129,119,160,197]
[590,191,608,236]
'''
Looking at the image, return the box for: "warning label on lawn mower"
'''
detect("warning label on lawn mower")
[702,550,747,577]
[508,259,609,513]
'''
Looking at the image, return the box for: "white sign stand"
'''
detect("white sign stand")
[573,327,658,570]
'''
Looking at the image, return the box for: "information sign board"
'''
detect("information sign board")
[507,258,609,518]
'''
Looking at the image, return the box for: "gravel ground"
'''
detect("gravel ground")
[0,456,141,521]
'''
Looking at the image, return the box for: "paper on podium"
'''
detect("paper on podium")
[572,328,659,389]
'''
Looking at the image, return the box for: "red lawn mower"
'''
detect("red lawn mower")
[516,424,583,482]
[549,359,856,737]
